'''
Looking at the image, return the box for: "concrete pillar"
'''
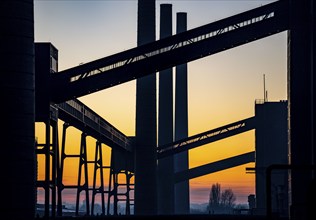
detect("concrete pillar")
[157,3,174,215]
[134,0,157,215]
[288,0,315,219]
[1,0,36,219]
[174,12,190,214]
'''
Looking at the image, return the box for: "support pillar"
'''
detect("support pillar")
[157,3,174,215]
[1,0,36,219]
[75,133,90,216]
[174,12,190,214]
[288,0,316,219]
[91,141,106,216]
[134,0,157,215]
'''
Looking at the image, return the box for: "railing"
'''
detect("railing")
[51,0,288,103]
[67,10,276,83]
[157,117,256,158]
[57,99,131,151]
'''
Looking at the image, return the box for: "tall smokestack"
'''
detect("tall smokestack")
[157,3,174,215]
[1,0,36,219]
[174,12,190,214]
[134,0,157,215]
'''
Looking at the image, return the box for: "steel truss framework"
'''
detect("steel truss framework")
[36,102,134,217]
[36,0,290,217]
[36,103,256,217]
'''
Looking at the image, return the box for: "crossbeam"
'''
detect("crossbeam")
[158,117,256,159]
[175,151,255,183]
[51,0,289,103]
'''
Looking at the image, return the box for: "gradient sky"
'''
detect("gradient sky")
[34,0,287,207]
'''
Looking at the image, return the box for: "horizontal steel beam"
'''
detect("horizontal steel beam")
[158,117,256,158]
[175,151,255,183]
[51,0,289,103]
[56,99,132,152]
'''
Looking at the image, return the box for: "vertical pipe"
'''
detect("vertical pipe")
[174,12,190,214]
[58,123,69,216]
[1,1,36,218]
[157,3,174,215]
[51,120,58,217]
[45,121,51,217]
[263,74,266,102]
[107,150,114,215]
[288,0,315,219]
[91,141,99,215]
[98,142,106,215]
[126,169,131,215]
[83,135,90,215]
[134,0,157,215]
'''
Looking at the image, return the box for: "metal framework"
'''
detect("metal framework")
[158,117,256,158]
[57,99,132,152]
[50,0,289,103]
[107,150,134,215]
[36,99,134,217]
[175,151,255,183]
[36,105,60,218]
[35,0,292,217]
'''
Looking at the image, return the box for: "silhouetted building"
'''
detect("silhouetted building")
[34,42,60,217]
[254,100,288,217]
[288,1,316,220]
[35,42,58,120]
[2,1,36,219]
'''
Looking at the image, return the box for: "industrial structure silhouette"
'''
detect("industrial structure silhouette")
[2,0,316,219]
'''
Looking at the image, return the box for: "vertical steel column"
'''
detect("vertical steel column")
[288,0,315,219]
[35,108,59,218]
[44,121,51,217]
[108,149,118,215]
[125,170,134,215]
[107,150,113,215]
[56,122,62,216]
[76,133,90,216]
[135,0,157,215]
[57,122,70,216]
[1,1,36,218]
[51,117,59,218]
[107,149,134,215]
[157,3,174,215]
[174,12,190,214]
[91,140,106,215]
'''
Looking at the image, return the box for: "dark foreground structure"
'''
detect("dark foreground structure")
[34,214,289,220]
[1,0,36,219]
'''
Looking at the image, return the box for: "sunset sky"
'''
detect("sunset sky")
[34,0,287,207]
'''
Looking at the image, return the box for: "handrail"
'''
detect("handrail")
[56,1,285,83]
[51,0,289,103]
[57,99,132,151]
[157,117,256,158]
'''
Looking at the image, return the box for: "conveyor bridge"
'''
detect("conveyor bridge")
[51,0,289,104]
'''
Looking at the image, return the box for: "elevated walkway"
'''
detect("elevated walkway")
[158,117,256,159]
[56,99,132,152]
[51,0,289,103]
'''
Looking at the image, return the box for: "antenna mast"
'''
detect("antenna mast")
[263,74,266,102]
[263,74,268,102]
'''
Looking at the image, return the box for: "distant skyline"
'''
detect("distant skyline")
[34,0,287,206]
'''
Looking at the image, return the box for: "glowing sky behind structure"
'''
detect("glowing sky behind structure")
[34,0,286,207]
